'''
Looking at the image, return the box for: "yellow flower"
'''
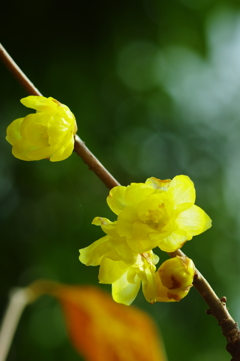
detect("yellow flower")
[156,256,195,302]
[107,175,212,253]
[79,217,159,305]
[79,218,195,305]
[6,96,78,162]
[79,176,210,305]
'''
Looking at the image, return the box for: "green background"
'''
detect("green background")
[1,0,240,360]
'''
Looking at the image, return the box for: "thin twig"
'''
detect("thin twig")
[1,42,240,359]
[170,249,240,360]
[0,43,42,96]
[74,135,120,189]
[0,288,34,361]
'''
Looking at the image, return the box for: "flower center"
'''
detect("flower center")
[148,206,164,224]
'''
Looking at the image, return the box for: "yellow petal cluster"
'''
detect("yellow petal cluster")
[79,217,158,305]
[107,175,211,253]
[6,96,78,162]
[79,175,211,305]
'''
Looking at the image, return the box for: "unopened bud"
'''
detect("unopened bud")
[158,256,195,292]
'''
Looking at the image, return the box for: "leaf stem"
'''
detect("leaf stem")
[1,43,240,359]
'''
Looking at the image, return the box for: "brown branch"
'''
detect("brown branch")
[170,249,240,360]
[0,43,42,97]
[74,135,120,189]
[1,42,240,360]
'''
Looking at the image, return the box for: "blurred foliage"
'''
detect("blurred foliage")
[28,282,167,361]
[1,0,240,360]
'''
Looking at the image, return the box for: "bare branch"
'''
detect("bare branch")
[74,135,120,189]
[170,249,240,359]
[0,43,42,96]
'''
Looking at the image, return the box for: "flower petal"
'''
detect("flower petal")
[157,231,188,252]
[11,139,37,161]
[50,137,75,162]
[112,271,141,306]
[108,238,137,264]
[168,175,195,212]
[99,258,129,284]
[141,266,158,304]
[25,146,54,161]
[79,236,111,266]
[92,217,118,237]
[20,112,51,141]
[176,205,212,237]
[48,114,74,145]
[117,207,138,238]
[6,118,23,145]
[125,183,154,207]
[92,217,111,227]
[145,177,171,191]
[20,96,58,112]
[107,186,127,215]
[132,220,155,240]
[127,228,160,254]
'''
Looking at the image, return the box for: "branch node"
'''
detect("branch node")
[220,296,227,304]
[219,318,228,326]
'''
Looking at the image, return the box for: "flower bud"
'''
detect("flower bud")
[6,96,78,162]
[159,256,195,290]
[157,256,195,301]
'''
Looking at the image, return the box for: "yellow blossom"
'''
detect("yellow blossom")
[79,217,159,305]
[107,175,212,253]
[6,96,77,162]
[79,218,195,305]
[79,176,211,305]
